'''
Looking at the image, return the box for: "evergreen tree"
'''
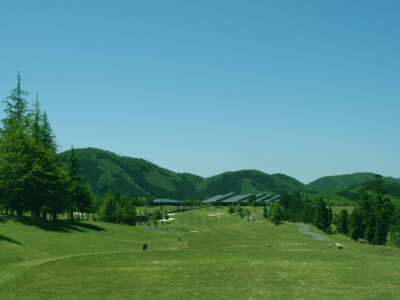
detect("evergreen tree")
[2,72,29,128]
[365,211,376,243]
[0,74,31,216]
[350,207,363,241]
[328,206,333,226]
[315,198,330,232]
[100,192,117,222]
[263,206,268,219]
[67,147,92,222]
[337,209,349,235]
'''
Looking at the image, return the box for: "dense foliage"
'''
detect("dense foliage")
[0,74,93,221]
[277,176,398,245]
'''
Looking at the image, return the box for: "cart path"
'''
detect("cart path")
[286,222,332,241]
[248,211,262,221]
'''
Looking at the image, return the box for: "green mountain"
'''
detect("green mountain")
[59,148,305,200]
[59,148,203,200]
[198,170,305,198]
[307,172,379,192]
[59,148,400,204]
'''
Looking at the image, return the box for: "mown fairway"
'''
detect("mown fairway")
[1,208,400,299]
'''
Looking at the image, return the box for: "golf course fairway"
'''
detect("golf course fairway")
[1,207,399,299]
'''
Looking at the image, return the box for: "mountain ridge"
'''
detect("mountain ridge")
[59,147,400,202]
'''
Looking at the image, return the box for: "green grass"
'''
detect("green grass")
[1,208,400,299]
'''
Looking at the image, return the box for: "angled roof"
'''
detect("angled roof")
[256,194,273,202]
[202,195,224,204]
[222,192,235,199]
[255,193,265,199]
[222,194,254,203]
[153,198,182,204]
[266,195,280,202]
[202,192,236,203]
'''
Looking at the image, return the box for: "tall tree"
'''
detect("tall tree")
[350,207,363,241]
[0,74,31,216]
[315,198,330,232]
[337,209,349,235]
[67,147,92,222]
[2,72,29,128]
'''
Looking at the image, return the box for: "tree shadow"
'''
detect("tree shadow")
[13,216,106,233]
[0,234,24,246]
[71,222,105,232]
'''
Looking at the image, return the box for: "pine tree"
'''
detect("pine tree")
[2,72,29,129]
[365,211,376,243]
[100,192,117,222]
[67,147,92,223]
[315,198,329,232]
[263,206,268,219]
[337,209,349,235]
[0,74,31,216]
[350,207,363,241]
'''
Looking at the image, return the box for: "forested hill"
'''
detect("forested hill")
[198,170,305,198]
[306,172,379,191]
[59,148,305,200]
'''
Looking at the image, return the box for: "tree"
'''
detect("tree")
[350,207,363,241]
[67,147,92,222]
[248,195,256,207]
[2,72,29,128]
[263,206,268,219]
[270,202,284,224]
[336,209,349,235]
[328,206,333,226]
[365,211,376,243]
[228,205,235,214]
[315,198,330,232]
[373,198,393,245]
[0,74,31,216]
[100,192,117,222]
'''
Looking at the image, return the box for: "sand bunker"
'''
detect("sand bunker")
[189,231,199,233]
[215,213,224,215]
[167,213,175,216]
[158,218,175,222]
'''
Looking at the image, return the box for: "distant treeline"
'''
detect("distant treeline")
[271,175,400,246]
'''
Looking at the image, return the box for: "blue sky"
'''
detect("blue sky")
[1,1,399,183]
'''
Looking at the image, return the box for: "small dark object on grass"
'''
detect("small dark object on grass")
[143,243,148,251]
[329,244,332,247]
[267,243,271,247]
[178,237,181,242]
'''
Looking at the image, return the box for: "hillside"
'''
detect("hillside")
[307,172,378,192]
[59,148,203,200]
[59,148,305,200]
[198,170,305,198]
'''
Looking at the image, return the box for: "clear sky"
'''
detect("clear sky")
[1,1,399,183]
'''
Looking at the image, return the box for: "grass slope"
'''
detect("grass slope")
[1,210,400,299]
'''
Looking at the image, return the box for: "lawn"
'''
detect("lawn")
[1,207,399,299]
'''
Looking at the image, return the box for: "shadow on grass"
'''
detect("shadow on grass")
[0,234,24,246]
[11,216,106,233]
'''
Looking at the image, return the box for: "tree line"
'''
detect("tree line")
[0,74,93,222]
[272,175,397,245]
